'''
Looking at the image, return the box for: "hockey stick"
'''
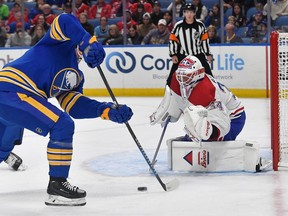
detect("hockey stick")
[151,116,170,168]
[97,66,179,192]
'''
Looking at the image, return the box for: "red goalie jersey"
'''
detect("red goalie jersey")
[150,55,245,141]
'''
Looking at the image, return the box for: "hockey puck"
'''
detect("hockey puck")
[137,186,147,192]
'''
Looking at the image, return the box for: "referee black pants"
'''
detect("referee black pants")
[166,53,213,86]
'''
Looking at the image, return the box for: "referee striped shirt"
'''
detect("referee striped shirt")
[169,19,211,57]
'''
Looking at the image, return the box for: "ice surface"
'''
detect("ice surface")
[0,97,287,216]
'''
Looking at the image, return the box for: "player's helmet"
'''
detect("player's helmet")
[182,3,196,12]
[176,55,205,87]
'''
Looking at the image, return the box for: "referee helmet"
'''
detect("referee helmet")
[182,3,196,12]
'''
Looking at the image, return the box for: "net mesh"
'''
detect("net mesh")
[278,33,288,167]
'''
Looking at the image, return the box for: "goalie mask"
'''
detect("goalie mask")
[176,55,205,100]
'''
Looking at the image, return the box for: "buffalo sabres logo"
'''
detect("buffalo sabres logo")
[65,70,77,89]
[50,68,81,97]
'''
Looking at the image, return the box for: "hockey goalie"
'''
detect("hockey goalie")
[150,55,272,172]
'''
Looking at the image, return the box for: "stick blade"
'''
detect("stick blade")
[164,178,180,191]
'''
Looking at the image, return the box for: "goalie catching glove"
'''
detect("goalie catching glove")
[79,34,106,68]
[98,102,133,123]
[183,105,213,141]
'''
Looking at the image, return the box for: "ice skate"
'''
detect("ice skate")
[45,180,86,206]
[4,152,26,171]
[256,157,272,172]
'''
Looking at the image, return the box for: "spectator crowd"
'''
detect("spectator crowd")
[0,0,287,47]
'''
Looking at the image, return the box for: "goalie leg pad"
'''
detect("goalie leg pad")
[167,139,262,172]
[244,142,260,172]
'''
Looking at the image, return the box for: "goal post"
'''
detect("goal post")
[270,31,288,171]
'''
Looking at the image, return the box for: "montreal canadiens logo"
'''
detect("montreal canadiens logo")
[178,58,196,69]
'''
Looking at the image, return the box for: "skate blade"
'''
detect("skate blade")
[16,163,27,171]
[7,163,27,171]
[45,195,86,206]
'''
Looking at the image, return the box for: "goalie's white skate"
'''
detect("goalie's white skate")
[45,180,86,206]
[256,157,272,172]
[5,152,27,171]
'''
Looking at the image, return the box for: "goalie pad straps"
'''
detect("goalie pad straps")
[183,105,213,140]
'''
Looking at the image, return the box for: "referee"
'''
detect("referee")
[167,3,213,86]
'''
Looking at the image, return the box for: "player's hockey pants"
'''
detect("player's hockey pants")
[223,111,246,141]
[0,91,74,178]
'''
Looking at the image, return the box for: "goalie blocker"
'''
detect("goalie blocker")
[167,139,272,172]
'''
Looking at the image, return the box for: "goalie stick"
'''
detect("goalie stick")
[97,66,179,192]
[151,116,171,168]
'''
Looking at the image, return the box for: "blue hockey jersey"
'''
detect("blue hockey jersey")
[0,14,104,119]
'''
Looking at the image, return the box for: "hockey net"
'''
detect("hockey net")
[270,31,288,170]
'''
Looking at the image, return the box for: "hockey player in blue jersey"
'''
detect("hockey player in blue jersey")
[0,13,133,206]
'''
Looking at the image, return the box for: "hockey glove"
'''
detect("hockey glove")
[79,34,106,68]
[98,102,133,123]
[183,105,213,141]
